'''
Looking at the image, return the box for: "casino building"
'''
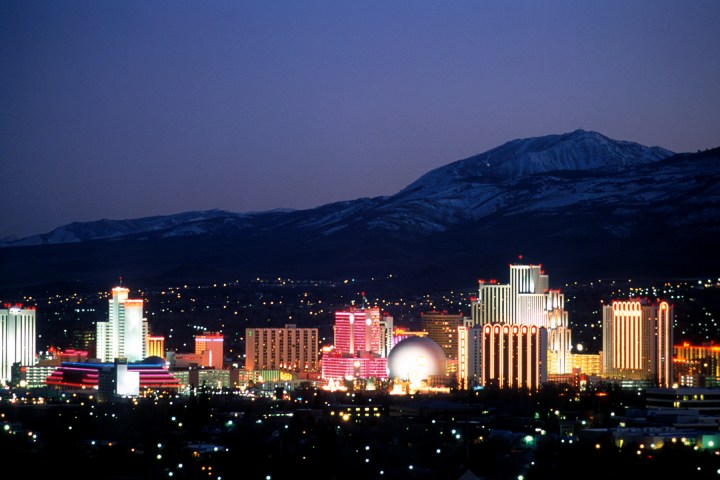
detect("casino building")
[602,299,673,387]
[0,304,36,385]
[46,357,180,400]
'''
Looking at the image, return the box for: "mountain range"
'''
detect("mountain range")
[2,129,718,295]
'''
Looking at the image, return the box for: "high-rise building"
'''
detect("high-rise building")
[96,287,148,363]
[333,307,382,355]
[245,324,319,372]
[378,313,394,358]
[321,307,387,382]
[602,300,673,387]
[471,282,511,324]
[195,332,224,369]
[421,311,464,361]
[464,323,547,390]
[468,264,572,377]
[1,304,36,385]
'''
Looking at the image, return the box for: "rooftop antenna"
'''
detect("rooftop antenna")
[361,291,367,309]
[119,276,123,287]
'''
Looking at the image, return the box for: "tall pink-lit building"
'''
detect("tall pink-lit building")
[321,307,387,382]
[333,307,382,355]
[602,299,673,387]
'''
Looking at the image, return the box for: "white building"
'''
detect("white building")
[96,287,148,363]
[0,305,36,385]
[469,264,573,375]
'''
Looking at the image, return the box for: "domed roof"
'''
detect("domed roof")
[387,336,447,382]
[142,355,166,365]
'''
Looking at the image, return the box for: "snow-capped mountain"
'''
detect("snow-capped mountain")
[3,210,245,246]
[2,130,718,292]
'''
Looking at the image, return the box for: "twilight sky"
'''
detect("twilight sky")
[1,1,719,239]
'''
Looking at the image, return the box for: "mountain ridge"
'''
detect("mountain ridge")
[1,130,718,294]
[2,129,678,247]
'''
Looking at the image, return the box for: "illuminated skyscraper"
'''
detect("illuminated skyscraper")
[602,300,673,387]
[471,282,511,324]
[468,264,572,376]
[0,304,36,385]
[378,313,394,358]
[421,311,464,361]
[465,323,547,390]
[245,324,319,372]
[195,332,224,369]
[96,287,148,363]
[321,307,387,382]
[333,307,382,355]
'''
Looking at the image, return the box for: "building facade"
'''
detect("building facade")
[464,323,548,390]
[333,307,382,355]
[245,324,319,372]
[0,304,36,385]
[147,335,165,360]
[421,311,464,361]
[462,264,572,388]
[46,359,180,398]
[96,287,148,363]
[195,332,224,369]
[321,307,387,382]
[602,300,673,387]
[673,342,720,387]
[378,313,394,358]
[570,353,602,376]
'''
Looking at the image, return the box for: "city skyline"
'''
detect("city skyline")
[2,264,695,392]
[2,1,719,239]
[2,265,718,479]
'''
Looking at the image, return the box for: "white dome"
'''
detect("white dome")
[387,336,447,383]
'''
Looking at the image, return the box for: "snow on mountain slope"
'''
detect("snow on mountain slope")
[398,130,673,196]
[5,130,712,248]
[3,210,245,246]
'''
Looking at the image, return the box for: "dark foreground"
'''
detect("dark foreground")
[2,384,719,480]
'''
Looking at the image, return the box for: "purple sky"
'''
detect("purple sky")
[1,1,719,239]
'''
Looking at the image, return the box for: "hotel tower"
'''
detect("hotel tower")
[0,304,36,385]
[96,286,148,363]
[459,263,571,389]
[602,299,673,387]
